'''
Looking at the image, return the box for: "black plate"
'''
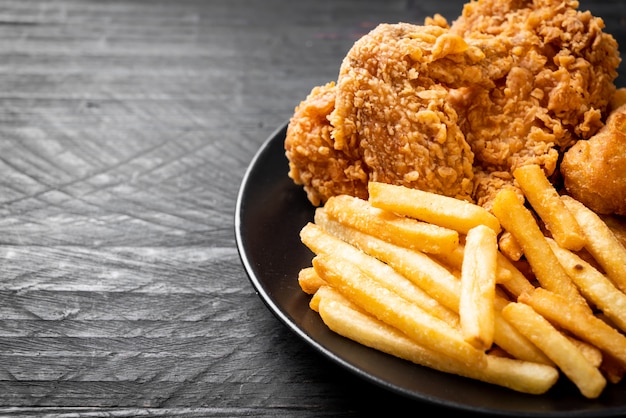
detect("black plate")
[234,122,626,417]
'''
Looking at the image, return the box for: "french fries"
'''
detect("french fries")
[294,178,626,399]
[315,207,550,365]
[323,194,459,254]
[298,266,326,295]
[502,302,607,399]
[513,164,586,251]
[314,286,558,395]
[301,221,459,327]
[546,238,626,334]
[314,208,462,312]
[312,254,486,367]
[561,195,626,293]
[519,288,626,369]
[492,188,588,308]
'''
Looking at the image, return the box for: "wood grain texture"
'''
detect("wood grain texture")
[0,0,623,416]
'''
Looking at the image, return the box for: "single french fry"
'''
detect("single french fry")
[312,254,486,368]
[368,181,501,234]
[323,194,459,254]
[492,188,588,308]
[502,302,607,399]
[565,336,603,369]
[495,253,536,299]
[431,241,531,290]
[300,222,459,328]
[561,195,626,293]
[298,266,326,295]
[546,238,626,334]
[460,225,498,350]
[519,288,626,369]
[513,164,586,251]
[309,284,362,313]
[315,210,552,365]
[315,286,559,395]
[430,244,465,273]
[499,231,523,261]
[492,308,554,365]
[489,296,552,365]
[309,286,322,312]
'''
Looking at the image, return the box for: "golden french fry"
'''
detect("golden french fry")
[491,309,553,365]
[565,336,603,369]
[312,254,486,367]
[309,284,363,313]
[519,288,626,369]
[315,286,558,395]
[546,238,626,334]
[495,253,536,299]
[323,194,459,254]
[513,164,586,251]
[309,288,322,313]
[430,241,533,291]
[368,181,501,234]
[502,302,607,399]
[498,231,523,261]
[491,296,553,365]
[561,195,626,293]
[298,266,326,295]
[429,243,465,272]
[460,225,497,350]
[300,221,460,328]
[315,210,551,365]
[492,188,588,308]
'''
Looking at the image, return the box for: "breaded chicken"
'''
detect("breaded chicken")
[329,23,485,202]
[285,82,368,206]
[561,103,626,216]
[285,0,621,213]
[450,0,620,207]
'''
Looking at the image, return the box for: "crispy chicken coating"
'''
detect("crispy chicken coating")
[561,103,626,216]
[329,23,484,202]
[284,0,621,213]
[285,82,368,206]
[450,0,620,207]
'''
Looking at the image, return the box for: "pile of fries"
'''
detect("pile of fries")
[296,164,626,398]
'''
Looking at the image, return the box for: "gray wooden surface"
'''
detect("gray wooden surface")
[0,1,623,416]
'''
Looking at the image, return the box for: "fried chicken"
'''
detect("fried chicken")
[449,0,620,207]
[329,23,487,202]
[561,103,626,216]
[285,0,621,213]
[285,82,368,206]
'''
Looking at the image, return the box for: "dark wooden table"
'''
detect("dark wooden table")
[0,1,624,417]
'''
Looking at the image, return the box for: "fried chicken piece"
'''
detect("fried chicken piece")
[449,0,620,207]
[286,22,486,205]
[285,82,368,206]
[329,23,489,202]
[561,104,626,216]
